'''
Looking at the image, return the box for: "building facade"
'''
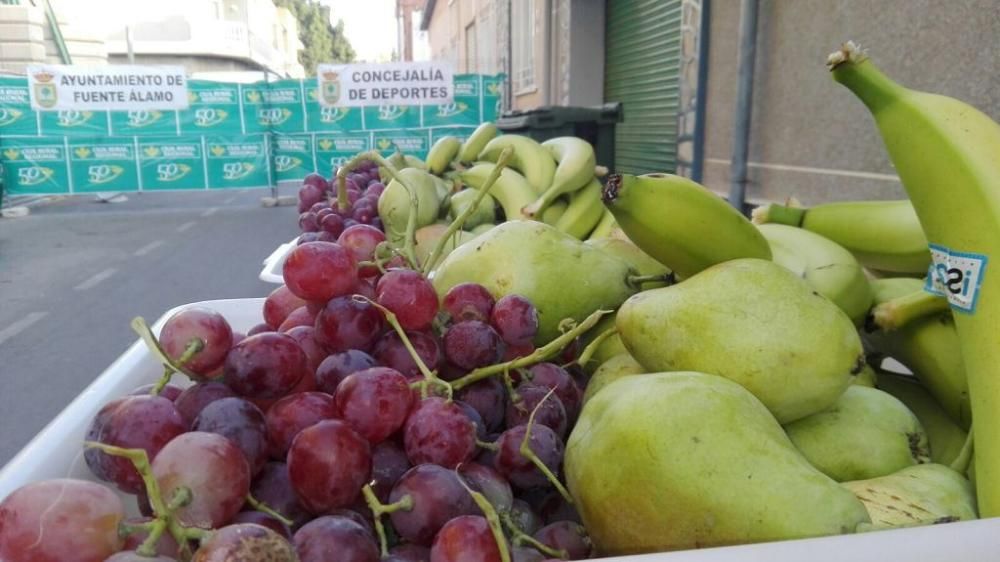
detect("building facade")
[419,0,1000,204]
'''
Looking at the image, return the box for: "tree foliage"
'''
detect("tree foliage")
[275,0,356,74]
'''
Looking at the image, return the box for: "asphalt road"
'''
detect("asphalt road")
[0,189,299,466]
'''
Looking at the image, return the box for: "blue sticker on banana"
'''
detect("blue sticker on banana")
[924,244,988,314]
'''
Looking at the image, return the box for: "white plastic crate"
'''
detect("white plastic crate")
[0,298,995,561]
[259,237,299,284]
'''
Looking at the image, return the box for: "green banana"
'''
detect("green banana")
[870,285,949,331]
[863,278,970,430]
[540,198,569,226]
[459,163,535,222]
[426,136,462,175]
[843,464,977,530]
[757,223,873,325]
[523,137,597,217]
[377,167,442,248]
[586,209,617,240]
[603,173,772,279]
[478,134,556,196]
[832,39,1000,509]
[876,370,969,466]
[554,178,604,239]
[457,122,498,163]
[753,200,930,274]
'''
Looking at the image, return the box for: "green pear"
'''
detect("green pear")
[617,258,864,423]
[876,371,968,466]
[377,167,442,247]
[413,224,479,267]
[578,311,627,374]
[585,238,672,289]
[843,463,977,530]
[431,221,639,344]
[784,386,930,482]
[447,188,497,229]
[566,372,870,556]
[469,222,495,235]
[582,353,644,405]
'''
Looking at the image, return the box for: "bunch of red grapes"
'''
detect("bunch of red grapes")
[0,239,594,562]
[297,160,385,242]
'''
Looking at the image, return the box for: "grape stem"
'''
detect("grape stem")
[353,295,453,399]
[150,338,204,396]
[456,471,512,562]
[131,316,200,381]
[361,484,414,557]
[519,388,574,504]
[573,327,618,371]
[420,147,513,276]
[451,309,612,391]
[476,438,499,451]
[245,493,294,527]
[338,150,421,268]
[500,512,569,559]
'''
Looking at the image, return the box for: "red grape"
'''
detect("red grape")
[373,330,441,381]
[537,491,583,525]
[494,424,564,490]
[338,225,385,274]
[303,173,329,192]
[282,241,358,302]
[366,182,386,198]
[232,511,293,541]
[283,325,326,375]
[106,552,177,562]
[443,320,505,370]
[456,377,506,432]
[503,341,536,361]
[533,521,593,560]
[85,395,187,494]
[299,212,320,232]
[491,295,539,346]
[403,397,477,468]
[277,306,316,332]
[511,546,546,562]
[192,397,269,477]
[247,322,274,336]
[388,464,478,546]
[335,367,414,443]
[192,523,297,561]
[459,462,513,513]
[152,431,251,529]
[521,363,583,423]
[299,183,326,213]
[264,285,308,329]
[430,515,503,562]
[159,307,233,378]
[0,479,124,562]
[121,516,180,557]
[224,332,307,399]
[129,383,184,401]
[250,462,312,530]
[265,391,337,459]
[442,283,495,323]
[293,515,379,562]
[509,498,543,535]
[456,400,488,440]
[316,230,339,243]
[314,296,385,354]
[321,212,346,237]
[375,269,439,331]
[386,544,430,562]
[315,349,377,395]
[371,440,411,502]
[506,386,568,438]
[287,419,372,514]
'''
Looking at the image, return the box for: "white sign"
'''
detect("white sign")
[26,65,189,111]
[924,243,988,314]
[315,62,453,108]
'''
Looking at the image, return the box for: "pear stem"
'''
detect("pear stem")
[451,310,611,391]
[420,147,512,276]
[870,290,950,331]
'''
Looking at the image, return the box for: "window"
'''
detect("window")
[477,3,497,74]
[511,0,535,92]
[465,22,478,73]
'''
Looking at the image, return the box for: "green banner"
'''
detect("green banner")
[1,137,70,195]
[138,138,206,190]
[205,135,270,188]
[315,132,371,171]
[179,81,243,134]
[1,74,506,195]
[272,134,316,181]
[68,140,140,193]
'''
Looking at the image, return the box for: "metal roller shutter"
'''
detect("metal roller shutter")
[604,0,683,175]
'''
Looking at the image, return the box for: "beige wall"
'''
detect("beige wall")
[703,0,1000,205]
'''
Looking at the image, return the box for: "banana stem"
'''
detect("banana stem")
[421,147,512,276]
[749,203,806,226]
[451,310,610,391]
[950,427,975,475]
[870,289,950,331]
